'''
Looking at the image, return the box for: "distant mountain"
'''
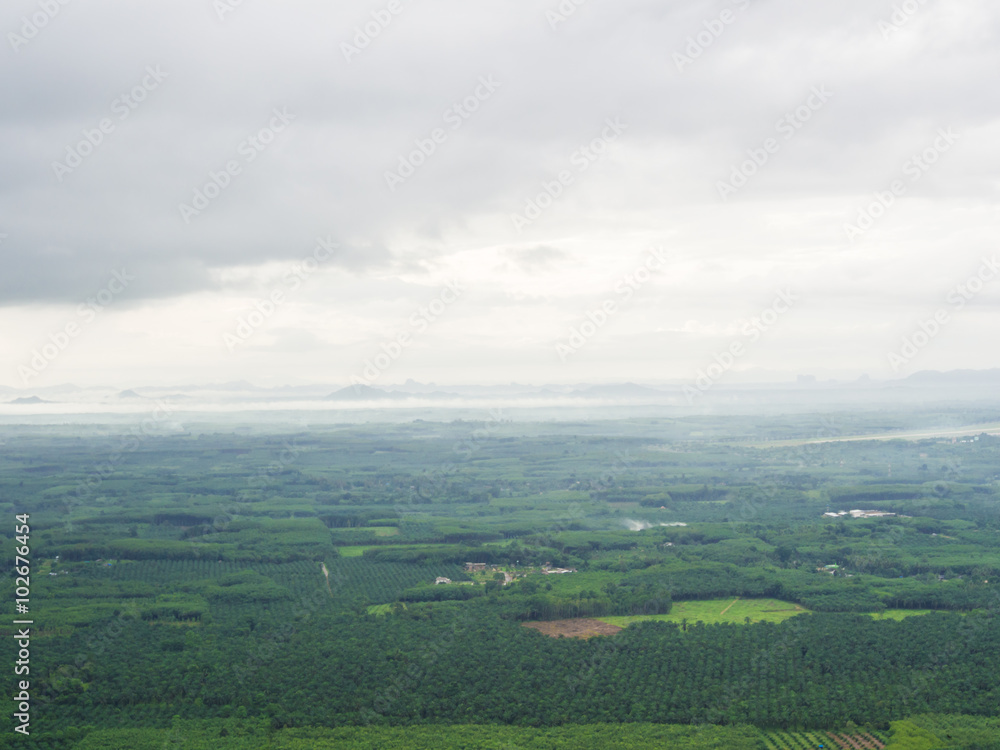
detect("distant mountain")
[904,369,1000,385]
[327,385,410,401]
[9,396,52,404]
[267,384,338,395]
[166,380,263,392]
[207,380,260,391]
[383,381,543,397]
[117,389,145,399]
[388,379,442,394]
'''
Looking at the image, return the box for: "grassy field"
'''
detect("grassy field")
[337,546,371,557]
[598,598,810,627]
[598,600,944,629]
[537,570,624,596]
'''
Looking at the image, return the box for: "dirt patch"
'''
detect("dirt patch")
[522,619,623,639]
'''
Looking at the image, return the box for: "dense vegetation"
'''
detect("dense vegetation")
[2,410,1000,748]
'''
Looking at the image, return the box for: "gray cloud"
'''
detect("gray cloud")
[1,0,997,386]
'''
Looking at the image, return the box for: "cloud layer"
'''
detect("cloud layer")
[1,0,998,387]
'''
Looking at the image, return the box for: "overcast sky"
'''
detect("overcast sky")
[1,0,998,389]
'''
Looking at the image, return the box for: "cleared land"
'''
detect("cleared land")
[522,618,623,639]
[598,600,942,629]
[599,598,809,628]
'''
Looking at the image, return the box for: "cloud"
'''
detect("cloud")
[501,246,567,271]
[1,0,998,386]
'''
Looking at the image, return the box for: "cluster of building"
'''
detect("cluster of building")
[433,561,578,586]
[540,564,577,575]
[823,509,896,519]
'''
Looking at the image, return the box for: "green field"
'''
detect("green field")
[337,545,371,557]
[599,600,946,628]
[599,598,810,627]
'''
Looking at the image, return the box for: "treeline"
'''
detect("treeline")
[398,578,673,621]
[58,539,325,563]
[891,713,1000,749]
[11,603,1000,737]
[34,719,770,749]
[590,483,732,506]
[622,563,1000,612]
[34,715,1000,749]
[361,543,578,569]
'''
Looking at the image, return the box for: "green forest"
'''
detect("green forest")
[3,410,1000,748]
